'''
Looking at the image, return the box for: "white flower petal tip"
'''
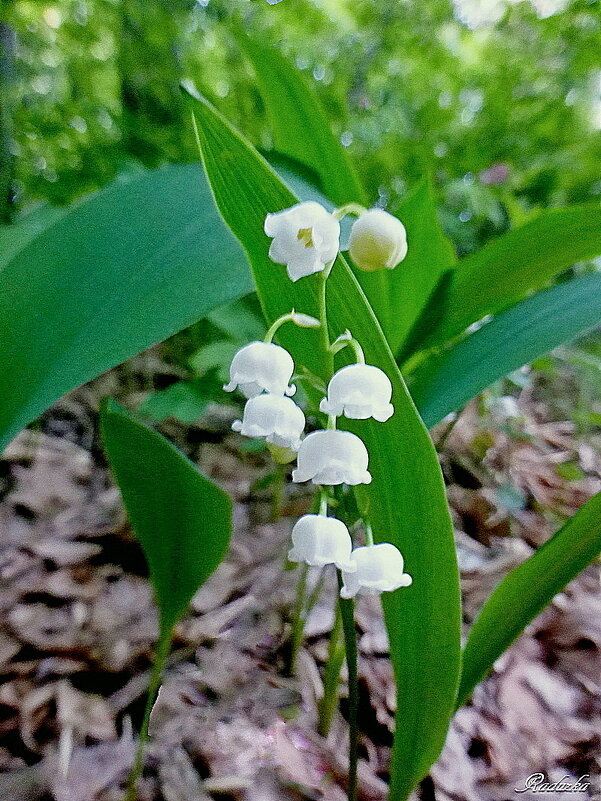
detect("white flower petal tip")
[232,394,305,450]
[264,201,340,282]
[223,341,295,399]
[340,543,412,599]
[348,209,408,272]
[288,514,357,571]
[319,364,394,422]
[291,429,372,486]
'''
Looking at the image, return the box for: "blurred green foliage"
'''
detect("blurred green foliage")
[4,0,601,254]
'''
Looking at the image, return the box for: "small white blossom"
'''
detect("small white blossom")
[348,209,408,272]
[288,514,357,571]
[320,364,394,422]
[292,429,372,486]
[232,394,305,451]
[340,543,412,599]
[264,201,340,282]
[224,341,295,399]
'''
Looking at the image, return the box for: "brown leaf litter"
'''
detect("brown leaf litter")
[0,359,600,800]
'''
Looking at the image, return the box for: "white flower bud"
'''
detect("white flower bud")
[340,543,412,599]
[288,514,357,571]
[264,201,340,282]
[348,209,408,272]
[224,341,295,399]
[292,429,372,486]
[320,364,394,422]
[232,394,305,450]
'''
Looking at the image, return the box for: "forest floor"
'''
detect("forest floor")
[0,350,600,801]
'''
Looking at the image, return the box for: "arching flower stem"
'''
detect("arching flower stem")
[330,330,366,365]
[264,309,320,343]
[332,202,367,221]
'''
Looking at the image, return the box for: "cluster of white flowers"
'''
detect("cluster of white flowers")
[224,200,412,599]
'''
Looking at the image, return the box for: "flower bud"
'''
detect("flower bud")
[340,543,412,599]
[348,209,407,272]
[264,201,340,282]
[320,364,394,422]
[232,394,305,451]
[224,341,295,399]
[288,514,357,571]
[292,429,372,486]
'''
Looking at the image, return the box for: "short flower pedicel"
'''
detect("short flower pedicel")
[340,543,412,599]
[288,514,357,571]
[264,201,340,282]
[292,429,372,486]
[232,394,305,451]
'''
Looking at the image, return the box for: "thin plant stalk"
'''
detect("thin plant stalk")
[124,629,172,801]
[287,561,309,675]
[317,602,345,737]
[337,571,358,801]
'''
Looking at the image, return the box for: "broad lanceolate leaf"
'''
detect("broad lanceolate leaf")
[0,165,253,454]
[458,491,601,708]
[355,178,456,355]
[426,202,601,347]
[410,272,601,428]
[237,32,366,207]
[100,399,232,635]
[191,95,461,801]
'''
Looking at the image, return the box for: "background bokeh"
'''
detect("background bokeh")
[3,0,601,257]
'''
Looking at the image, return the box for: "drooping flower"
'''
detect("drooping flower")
[320,364,394,422]
[348,209,407,272]
[224,341,295,399]
[340,543,412,599]
[288,514,357,571]
[232,394,305,451]
[292,429,372,486]
[264,201,340,282]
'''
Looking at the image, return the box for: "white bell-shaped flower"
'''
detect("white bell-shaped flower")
[292,430,372,486]
[348,209,408,272]
[223,341,295,399]
[232,394,305,451]
[264,201,340,282]
[288,514,357,571]
[340,543,412,599]
[320,364,394,422]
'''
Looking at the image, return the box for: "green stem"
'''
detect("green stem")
[337,571,359,801]
[264,310,295,343]
[287,561,309,676]
[317,604,345,737]
[330,332,365,365]
[125,628,172,801]
[332,202,366,221]
[319,267,335,377]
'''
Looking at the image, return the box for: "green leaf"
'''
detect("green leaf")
[237,32,366,206]
[428,203,601,347]
[458,491,601,708]
[191,94,461,800]
[0,205,68,270]
[0,165,253,454]
[100,398,232,635]
[355,178,456,353]
[409,272,601,428]
[139,380,210,424]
